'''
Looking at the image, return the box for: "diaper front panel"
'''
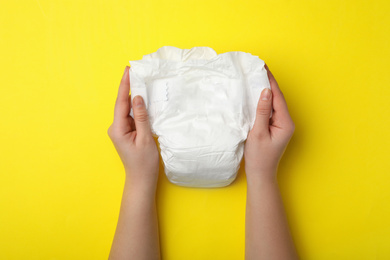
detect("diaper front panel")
[129,47,270,188]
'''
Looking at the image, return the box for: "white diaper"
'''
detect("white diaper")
[129,46,270,188]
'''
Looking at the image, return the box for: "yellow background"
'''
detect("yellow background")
[1,0,390,259]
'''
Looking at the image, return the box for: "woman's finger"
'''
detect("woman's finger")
[265,65,292,126]
[251,88,273,139]
[132,95,153,140]
[114,66,130,124]
[127,95,136,131]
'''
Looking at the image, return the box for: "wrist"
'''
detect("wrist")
[124,175,157,200]
[245,168,277,186]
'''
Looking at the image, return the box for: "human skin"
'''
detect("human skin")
[107,64,297,260]
[107,66,160,260]
[244,64,298,259]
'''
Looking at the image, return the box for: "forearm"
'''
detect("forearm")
[245,172,298,260]
[109,178,160,260]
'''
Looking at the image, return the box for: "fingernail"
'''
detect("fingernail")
[121,67,129,84]
[124,66,129,73]
[261,88,271,100]
[134,96,143,107]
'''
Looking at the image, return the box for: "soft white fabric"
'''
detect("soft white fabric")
[129,46,270,188]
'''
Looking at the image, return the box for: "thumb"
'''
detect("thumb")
[132,95,152,138]
[252,88,272,138]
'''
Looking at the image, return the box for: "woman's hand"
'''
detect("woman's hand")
[244,65,298,260]
[107,66,159,190]
[244,64,295,180]
[108,67,161,260]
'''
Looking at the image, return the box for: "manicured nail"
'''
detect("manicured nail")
[261,88,271,100]
[134,96,143,107]
[123,66,128,76]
